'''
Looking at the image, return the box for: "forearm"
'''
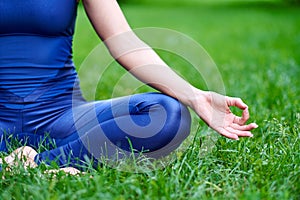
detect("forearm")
[104,32,203,107]
[82,0,206,107]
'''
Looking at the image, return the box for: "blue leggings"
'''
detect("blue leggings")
[0,93,191,169]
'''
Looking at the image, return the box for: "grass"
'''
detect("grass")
[1,2,300,200]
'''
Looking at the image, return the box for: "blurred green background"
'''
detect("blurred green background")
[117,0,300,5]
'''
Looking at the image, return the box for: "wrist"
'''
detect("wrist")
[183,87,210,109]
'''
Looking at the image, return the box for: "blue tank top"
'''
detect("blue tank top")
[0,0,81,108]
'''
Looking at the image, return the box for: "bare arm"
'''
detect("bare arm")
[82,0,258,140]
[82,0,193,105]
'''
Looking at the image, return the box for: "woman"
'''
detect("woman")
[0,0,258,172]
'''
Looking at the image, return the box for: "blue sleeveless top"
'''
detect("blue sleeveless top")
[0,0,81,108]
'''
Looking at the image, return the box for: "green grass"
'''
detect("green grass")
[1,2,300,200]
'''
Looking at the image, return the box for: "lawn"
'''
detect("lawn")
[1,1,299,200]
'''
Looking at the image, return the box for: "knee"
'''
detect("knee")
[142,94,192,158]
[123,93,192,153]
[152,93,192,142]
[155,93,191,130]
[167,97,191,143]
[134,92,191,130]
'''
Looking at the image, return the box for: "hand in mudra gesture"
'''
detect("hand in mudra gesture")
[190,90,258,140]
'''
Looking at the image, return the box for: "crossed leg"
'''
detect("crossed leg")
[1,93,191,171]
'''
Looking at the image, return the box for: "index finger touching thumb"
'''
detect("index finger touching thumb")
[226,97,248,109]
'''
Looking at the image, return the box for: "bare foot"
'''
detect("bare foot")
[1,146,83,175]
[0,146,38,170]
[45,167,82,175]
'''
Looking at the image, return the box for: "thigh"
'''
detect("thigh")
[72,92,191,158]
[46,93,167,139]
[36,93,191,167]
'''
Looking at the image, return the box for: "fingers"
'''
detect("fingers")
[226,127,253,137]
[233,108,250,125]
[218,127,252,140]
[241,107,250,123]
[230,122,258,131]
[226,97,250,125]
[217,128,240,140]
[226,97,248,110]
[217,122,258,140]
[209,94,258,140]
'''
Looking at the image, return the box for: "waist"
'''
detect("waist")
[0,67,84,109]
[0,33,80,107]
[0,34,73,68]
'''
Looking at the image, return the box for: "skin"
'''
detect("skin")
[82,0,258,139]
[1,0,258,172]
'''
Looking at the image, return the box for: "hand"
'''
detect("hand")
[190,89,258,140]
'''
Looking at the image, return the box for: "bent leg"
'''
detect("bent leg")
[35,93,191,168]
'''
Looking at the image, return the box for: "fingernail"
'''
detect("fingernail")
[253,123,259,128]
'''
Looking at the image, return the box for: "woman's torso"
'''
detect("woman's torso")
[0,0,81,109]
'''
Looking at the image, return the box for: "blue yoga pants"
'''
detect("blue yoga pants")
[0,93,191,169]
